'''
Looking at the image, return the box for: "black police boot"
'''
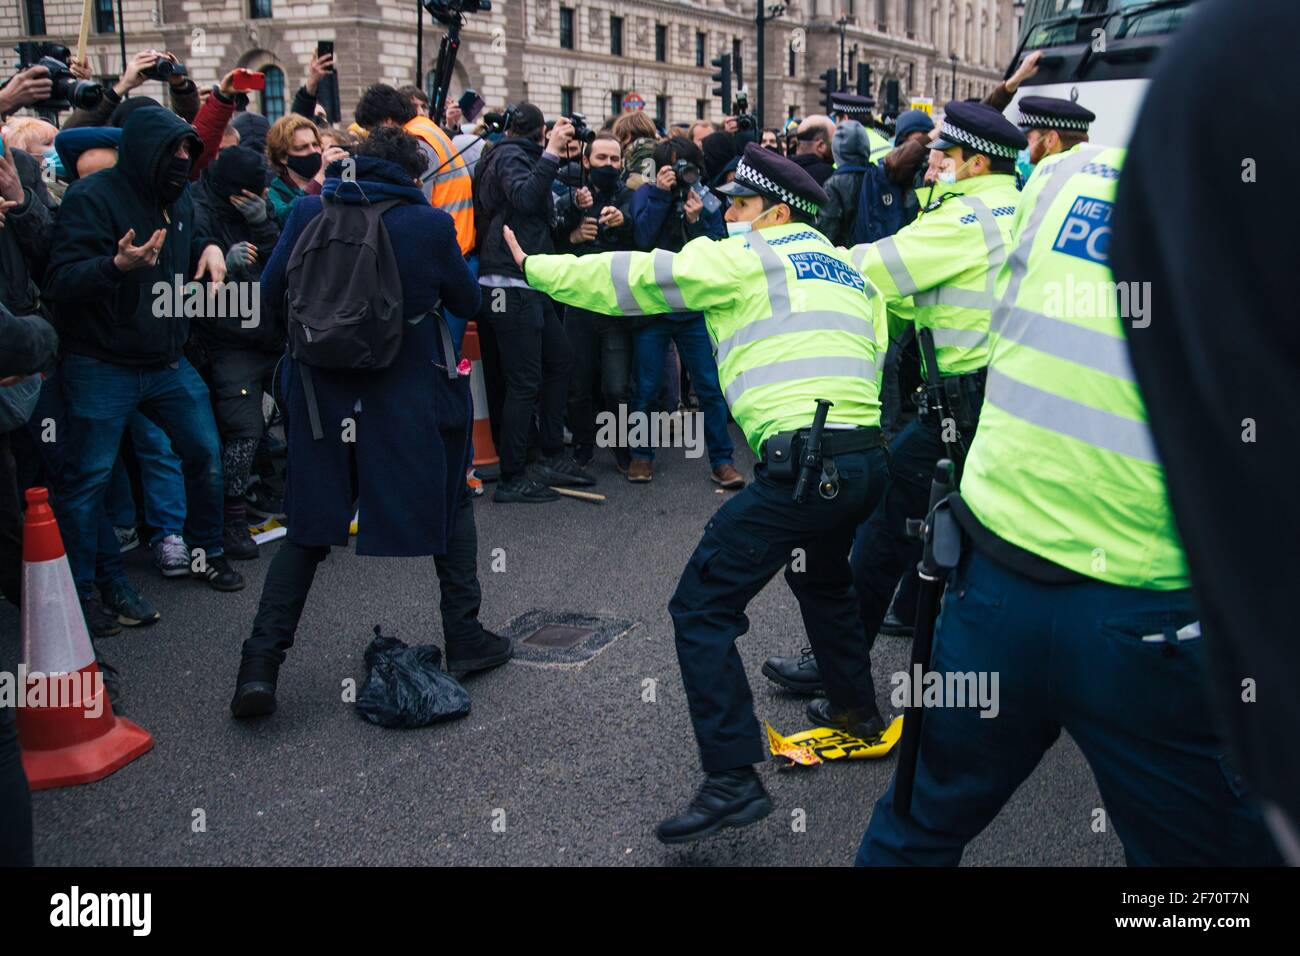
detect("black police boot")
[230,660,278,719]
[446,629,514,679]
[878,608,914,638]
[655,767,773,845]
[761,645,823,696]
[806,698,886,742]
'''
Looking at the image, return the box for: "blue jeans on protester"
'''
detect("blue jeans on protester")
[28,369,127,592]
[104,414,186,546]
[856,548,1282,867]
[444,254,478,359]
[58,354,225,596]
[630,316,733,467]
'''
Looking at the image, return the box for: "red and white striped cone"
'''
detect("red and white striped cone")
[17,488,153,790]
[462,320,500,480]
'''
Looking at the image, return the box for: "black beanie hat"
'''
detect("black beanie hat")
[108,96,163,128]
[209,145,267,200]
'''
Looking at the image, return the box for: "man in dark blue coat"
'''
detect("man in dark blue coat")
[230,127,507,718]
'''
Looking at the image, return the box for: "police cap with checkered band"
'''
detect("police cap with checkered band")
[1016,95,1096,134]
[830,91,875,119]
[716,143,830,217]
[929,100,1028,159]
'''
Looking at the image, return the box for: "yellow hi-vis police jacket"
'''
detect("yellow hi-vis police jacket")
[522,222,890,455]
[848,172,1021,376]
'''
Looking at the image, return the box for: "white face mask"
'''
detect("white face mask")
[938,157,973,185]
[726,205,778,237]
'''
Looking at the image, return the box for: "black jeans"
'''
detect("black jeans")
[0,704,33,865]
[481,287,573,479]
[565,306,630,449]
[239,495,485,681]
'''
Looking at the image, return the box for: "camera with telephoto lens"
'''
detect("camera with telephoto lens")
[13,41,104,112]
[566,112,595,145]
[141,57,187,82]
[733,90,755,132]
[670,159,700,203]
[422,0,491,25]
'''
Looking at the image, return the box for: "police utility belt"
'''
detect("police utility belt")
[761,426,881,481]
[914,367,986,432]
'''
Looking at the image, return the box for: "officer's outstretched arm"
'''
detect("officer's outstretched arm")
[848,213,972,308]
[510,226,737,318]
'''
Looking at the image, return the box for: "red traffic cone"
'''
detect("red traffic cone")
[17,488,153,790]
[463,321,500,480]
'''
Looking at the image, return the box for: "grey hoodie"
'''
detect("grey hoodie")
[831,120,871,169]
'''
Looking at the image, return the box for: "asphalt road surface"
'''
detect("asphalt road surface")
[2,427,1123,866]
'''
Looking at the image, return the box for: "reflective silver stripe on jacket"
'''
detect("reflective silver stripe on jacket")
[653,249,688,312]
[994,306,1137,383]
[984,367,1157,464]
[724,356,879,407]
[873,236,919,296]
[440,196,474,214]
[715,311,877,366]
[610,251,644,314]
[914,287,993,311]
[747,229,791,316]
[930,327,988,350]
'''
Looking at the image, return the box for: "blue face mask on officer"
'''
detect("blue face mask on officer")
[1015,147,1035,184]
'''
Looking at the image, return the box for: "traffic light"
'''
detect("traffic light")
[711,53,732,115]
[857,63,872,98]
[819,68,836,115]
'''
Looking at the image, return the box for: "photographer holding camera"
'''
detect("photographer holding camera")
[625,137,741,488]
[553,131,635,471]
[61,49,198,129]
[474,103,588,502]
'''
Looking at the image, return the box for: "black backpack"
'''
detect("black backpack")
[285,195,405,439]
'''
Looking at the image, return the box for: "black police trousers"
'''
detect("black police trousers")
[850,383,983,656]
[668,447,888,772]
[238,493,485,682]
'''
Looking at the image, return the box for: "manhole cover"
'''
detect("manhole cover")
[522,624,596,649]
[501,610,639,667]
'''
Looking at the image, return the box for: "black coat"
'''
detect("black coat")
[0,148,54,316]
[44,108,211,368]
[553,179,635,254]
[190,168,283,352]
[473,135,560,280]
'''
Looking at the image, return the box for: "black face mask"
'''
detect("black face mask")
[285,151,322,180]
[158,154,192,204]
[587,164,620,195]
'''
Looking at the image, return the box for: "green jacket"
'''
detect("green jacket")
[268,175,305,225]
[524,222,890,454]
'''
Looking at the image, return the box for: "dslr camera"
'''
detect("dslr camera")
[733,90,755,133]
[566,113,595,145]
[13,42,104,112]
[141,57,187,82]
[671,159,700,200]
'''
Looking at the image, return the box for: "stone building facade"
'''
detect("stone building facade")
[4,0,1022,128]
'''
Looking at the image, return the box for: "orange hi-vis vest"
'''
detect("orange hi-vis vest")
[404,115,475,256]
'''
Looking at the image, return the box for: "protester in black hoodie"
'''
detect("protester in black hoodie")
[43,106,243,633]
[190,145,283,560]
[473,104,587,503]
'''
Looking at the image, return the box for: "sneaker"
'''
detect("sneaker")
[493,475,560,504]
[531,454,596,487]
[102,580,160,627]
[81,594,122,638]
[153,534,190,578]
[466,468,485,497]
[244,482,285,519]
[626,458,653,482]
[223,523,259,561]
[192,553,245,592]
[446,629,514,679]
[114,526,139,553]
[711,463,746,489]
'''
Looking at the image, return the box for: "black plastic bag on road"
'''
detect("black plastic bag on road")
[355,627,471,728]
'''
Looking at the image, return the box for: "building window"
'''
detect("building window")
[695,32,705,68]
[695,98,706,120]
[655,24,666,63]
[560,87,575,116]
[788,42,796,77]
[732,37,742,74]
[876,0,887,30]
[559,7,574,50]
[261,65,285,122]
[655,95,668,127]
[610,16,623,57]
[25,0,46,35]
[94,0,115,33]
[250,0,272,19]
[906,0,917,37]
[611,90,624,116]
